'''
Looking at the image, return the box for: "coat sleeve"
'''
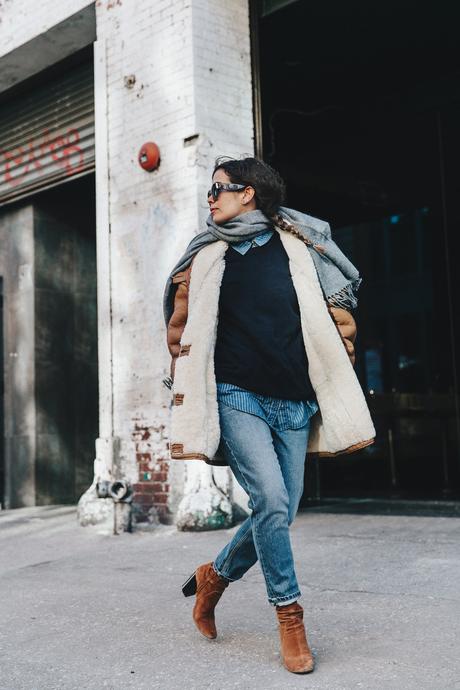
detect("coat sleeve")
[166,264,192,382]
[327,304,357,367]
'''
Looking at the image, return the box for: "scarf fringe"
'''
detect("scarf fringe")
[326,277,362,311]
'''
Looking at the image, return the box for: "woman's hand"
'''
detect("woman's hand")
[327,304,357,366]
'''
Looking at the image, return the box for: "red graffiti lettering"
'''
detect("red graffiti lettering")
[2,126,85,187]
[57,129,85,175]
[3,147,27,186]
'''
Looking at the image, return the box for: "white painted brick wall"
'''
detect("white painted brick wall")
[94,0,254,506]
[191,0,254,225]
[0,0,254,521]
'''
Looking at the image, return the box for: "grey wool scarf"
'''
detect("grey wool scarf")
[163,206,362,326]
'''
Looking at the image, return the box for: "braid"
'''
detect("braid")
[270,213,326,255]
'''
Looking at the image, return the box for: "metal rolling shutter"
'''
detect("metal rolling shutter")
[0,60,94,206]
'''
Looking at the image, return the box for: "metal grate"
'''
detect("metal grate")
[0,60,94,206]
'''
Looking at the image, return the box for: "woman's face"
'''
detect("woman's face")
[208,169,256,224]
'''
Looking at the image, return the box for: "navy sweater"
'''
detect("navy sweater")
[214,231,315,401]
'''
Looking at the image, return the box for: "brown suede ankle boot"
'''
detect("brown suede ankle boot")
[275,601,315,673]
[189,561,229,639]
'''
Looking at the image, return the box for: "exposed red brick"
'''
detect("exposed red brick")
[132,423,151,441]
[141,483,163,494]
[151,471,167,482]
[137,494,155,505]
[137,481,153,495]
[136,452,151,463]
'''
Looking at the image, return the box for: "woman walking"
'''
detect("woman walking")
[163,157,375,674]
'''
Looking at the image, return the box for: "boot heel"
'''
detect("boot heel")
[182,572,197,597]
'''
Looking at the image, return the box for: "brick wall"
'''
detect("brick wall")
[95,0,254,524]
[95,0,196,524]
[131,419,170,523]
[0,0,254,524]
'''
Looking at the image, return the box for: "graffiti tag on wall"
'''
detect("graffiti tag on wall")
[1,127,85,188]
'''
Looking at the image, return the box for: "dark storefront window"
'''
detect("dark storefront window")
[256,0,460,502]
[330,206,459,499]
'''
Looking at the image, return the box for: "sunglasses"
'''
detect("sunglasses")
[207,181,247,201]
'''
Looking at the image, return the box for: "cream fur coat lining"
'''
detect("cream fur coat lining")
[169,228,376,463]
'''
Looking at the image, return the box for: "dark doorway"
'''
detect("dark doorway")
[257,0,460,501]
[33,174,98,504]
[0,174,98,507]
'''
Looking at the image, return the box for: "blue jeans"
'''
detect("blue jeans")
[212,400,315,606]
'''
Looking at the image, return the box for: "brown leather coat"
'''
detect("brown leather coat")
[166,256,357,383]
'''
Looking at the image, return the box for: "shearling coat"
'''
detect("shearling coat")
[166,227,376,465]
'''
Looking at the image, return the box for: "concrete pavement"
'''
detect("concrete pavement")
[1,505,459,690]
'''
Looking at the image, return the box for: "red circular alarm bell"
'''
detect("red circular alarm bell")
[138,142,160,171]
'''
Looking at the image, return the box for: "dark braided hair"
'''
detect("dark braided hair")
[213,156,325,255]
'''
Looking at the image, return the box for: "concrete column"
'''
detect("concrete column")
[77,36,119,529]
[77,0,254,530]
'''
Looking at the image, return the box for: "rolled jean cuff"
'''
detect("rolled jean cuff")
[269,591,301,606]
[212,561,236,583]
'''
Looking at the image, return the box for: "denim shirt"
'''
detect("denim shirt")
[230,229,274,255]
[216,230,319,430]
